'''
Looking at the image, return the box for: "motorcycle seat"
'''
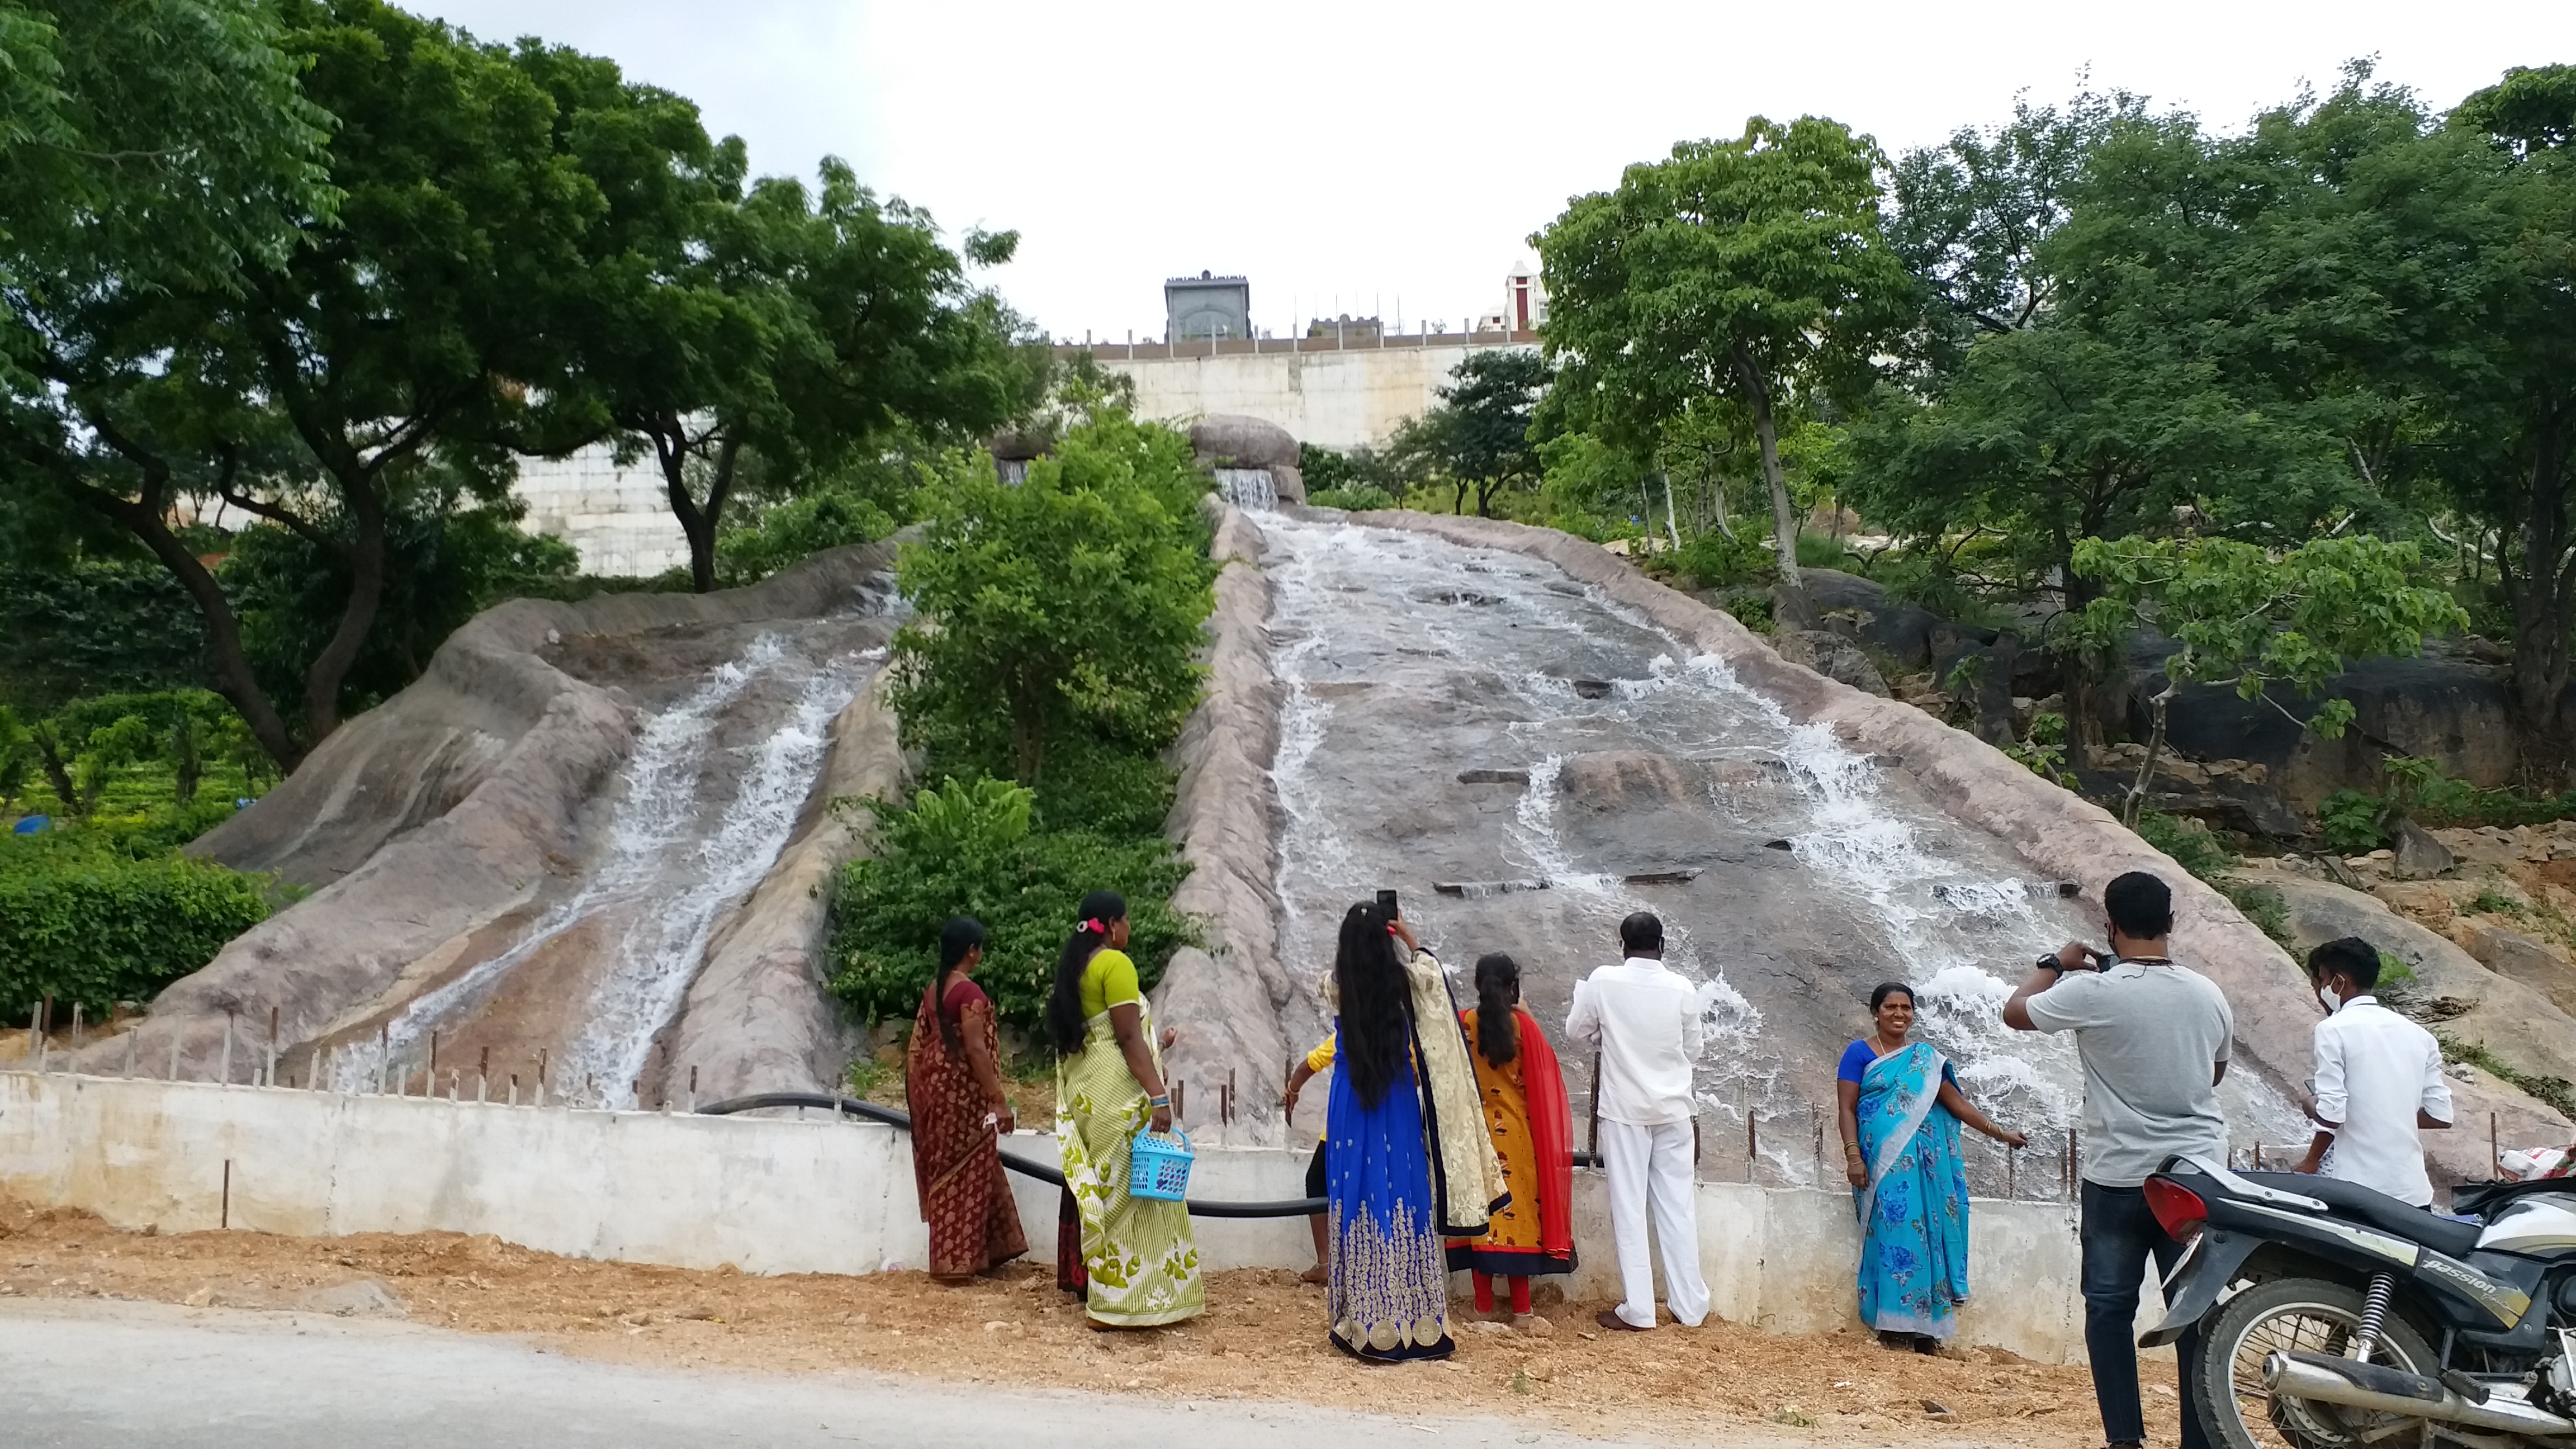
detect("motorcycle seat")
[2240,1171,2484,1259]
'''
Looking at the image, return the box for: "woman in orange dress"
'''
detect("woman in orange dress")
[1445,953,1576,1324]
[904,916,1027,1280]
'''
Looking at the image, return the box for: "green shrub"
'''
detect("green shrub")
[827,820,1192,1035]
[2004,712,2076,787]
[1306,485,1398,512]
[2437,1035,2576,1120]
[2375,949,2417,987]
[2222,881,2295,952]
[1671,529,1777,590]
[889,414,1213,788]
[2135,809,2237,883]
[1794,531,1854,569]
[0,836,272,1014]
[2318,789,2390,854]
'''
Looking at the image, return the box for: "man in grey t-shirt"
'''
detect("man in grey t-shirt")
[2006,870,2231,1449]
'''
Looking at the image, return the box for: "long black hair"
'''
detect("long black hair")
[1473,953,1521,1067]
[934,916,987,1052]
[1333,900,1413,1109]
[1045,889,1128,1055]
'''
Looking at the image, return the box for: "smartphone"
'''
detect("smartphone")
[1377,888,1400,920]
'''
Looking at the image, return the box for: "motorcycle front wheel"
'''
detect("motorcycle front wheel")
[2193,1276,2439,1449]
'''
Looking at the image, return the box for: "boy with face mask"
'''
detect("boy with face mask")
[2295,936,2453,1205]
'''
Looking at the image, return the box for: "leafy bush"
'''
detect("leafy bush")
[879,775,1034,856]
[0,835,273,1014]
[889,414,1214,789]
[2317,789,2391,854]
[1306,485,1398,512]
[1671,528,1777,590]
[714,456,912,587]
[2437,1035,2576,1120]
[2135,809,2237,883]
[1794,531,1855,569]
[827,818,1192,1035]
[2223,882,2295,952]
[2004,712,2076,787]
[2317,757,2576,850]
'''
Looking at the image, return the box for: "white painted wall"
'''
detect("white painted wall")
[1102,343,1539,452]
[0,1072,2164,1364]
[511,446,691,578]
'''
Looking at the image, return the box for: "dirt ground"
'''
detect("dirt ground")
[0,1195,2171,1445]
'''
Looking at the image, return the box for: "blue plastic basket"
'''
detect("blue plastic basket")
[1128,1129,1195,1202]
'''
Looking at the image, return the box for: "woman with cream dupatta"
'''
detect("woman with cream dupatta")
[1322,899,1504,1362]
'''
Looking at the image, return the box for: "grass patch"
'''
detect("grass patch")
[2437,1035,2576,1120]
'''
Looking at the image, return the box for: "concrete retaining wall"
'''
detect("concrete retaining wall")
[0,1071,2164,1364]
[1102,342,1539,452]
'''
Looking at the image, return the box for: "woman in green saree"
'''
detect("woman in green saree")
[1048,889,1204,1328]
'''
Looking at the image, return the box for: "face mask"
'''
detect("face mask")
[2317,984,2343,1012]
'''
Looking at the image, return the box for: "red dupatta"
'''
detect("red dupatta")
[1513,1005,1577,1259]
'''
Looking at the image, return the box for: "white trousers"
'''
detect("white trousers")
[1599,1118,1709,1328]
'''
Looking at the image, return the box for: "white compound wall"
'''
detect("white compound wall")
[0,1071,2172,1363]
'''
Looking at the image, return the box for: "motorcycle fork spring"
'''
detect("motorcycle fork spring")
[2351,1272,2396,1363]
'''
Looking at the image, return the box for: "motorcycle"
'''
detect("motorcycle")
[2141,1154,2576,1448]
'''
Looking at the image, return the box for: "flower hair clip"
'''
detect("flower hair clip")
[1079,917,1105,934]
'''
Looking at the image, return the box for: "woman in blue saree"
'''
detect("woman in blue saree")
[1323,899,1503,1362]
[1835,981,2025,1351]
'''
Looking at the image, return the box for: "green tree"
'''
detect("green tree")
[1536,117,1919,624]
[0,0,332,364]
[2065,534,2468,826]
[556,118,1031,593]
[4,1,624,768]
[887,413,1214,788]
[1423,349,1550,517]
[1883,86,2147,366]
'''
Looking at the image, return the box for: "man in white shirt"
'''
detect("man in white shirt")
[2295,936,2451,1205]
[1565,911,1708,1332]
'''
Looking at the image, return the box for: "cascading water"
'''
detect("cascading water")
[1211,468,1278,512]
[1257,515,2299,1191]
[328,614,892,1107]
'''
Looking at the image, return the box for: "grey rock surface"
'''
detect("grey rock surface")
[654,673,913,1106]
[85,542,908,1100]
[1188,414,1300,471]
[2391,818,2455,879]
[1773,629,1890,698]
[2252,874,2575,1163]
[2459,921,2576,1017]
[1793,568,1953,670]
[1361,512,2568,1185]
[1153,503,1291,1133]
[2146,650,2528,807]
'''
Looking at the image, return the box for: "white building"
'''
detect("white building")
[512,446,691,578]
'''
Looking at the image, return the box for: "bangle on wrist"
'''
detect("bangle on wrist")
[1148,1094,1170,1107]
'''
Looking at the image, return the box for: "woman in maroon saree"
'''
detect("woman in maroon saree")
[905,917,1026,1280]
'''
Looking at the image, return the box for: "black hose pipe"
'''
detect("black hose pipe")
[695,1091,1328,1219]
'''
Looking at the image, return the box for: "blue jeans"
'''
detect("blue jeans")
[2081,1182,2210,1449]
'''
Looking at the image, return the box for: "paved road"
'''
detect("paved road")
[1,1300,1751,1449]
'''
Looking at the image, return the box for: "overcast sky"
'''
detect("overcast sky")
[410,1,2574,342]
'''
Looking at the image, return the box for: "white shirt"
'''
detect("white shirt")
[2313,995,2451,1207]
[1565,956,1703,1126]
